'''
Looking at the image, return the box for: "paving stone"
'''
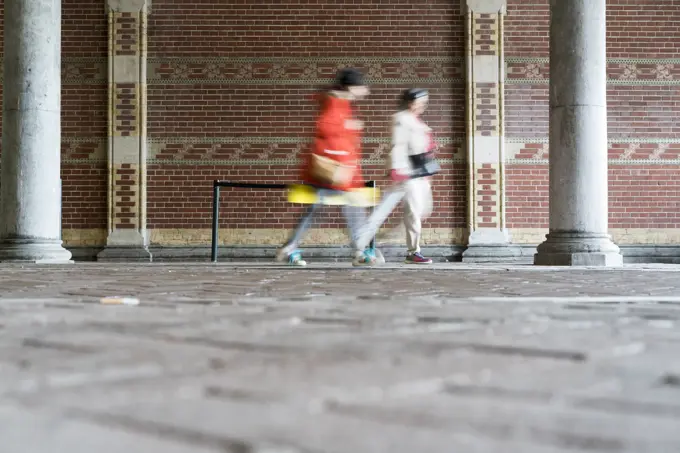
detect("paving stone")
[0,404,221,453]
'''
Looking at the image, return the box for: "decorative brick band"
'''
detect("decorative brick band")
[146,56,462,85]
[7,56,680,86]
[57,136,680,165]
[506,57,680,85]
[506,139,680,164]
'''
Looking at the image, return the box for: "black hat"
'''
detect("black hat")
[401,88,428,102]
[336,67,366,87]
[399,88,429,109]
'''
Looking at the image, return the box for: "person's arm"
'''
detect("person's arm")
[317,108,362,141]
[389,116,411,181]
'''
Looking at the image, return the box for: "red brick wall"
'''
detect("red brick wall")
[1,0,678,247]
[61,1,109,231]
[146,0,467,237]
[505,0,680,231]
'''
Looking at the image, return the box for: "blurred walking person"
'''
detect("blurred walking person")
[356,88,439,264]
[276,68,377,267]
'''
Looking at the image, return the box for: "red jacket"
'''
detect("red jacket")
[301,91,364,191]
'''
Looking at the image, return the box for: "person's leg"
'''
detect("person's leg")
[354,183,407,252]
[276,200,323,265]
[342,204,366,250]
[403,199,420,254]
[341,204,377,266]
[403,178,433,264]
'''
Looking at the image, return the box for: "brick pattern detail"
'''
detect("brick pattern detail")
[473,83,500,136]
[512,143,548,160]
[507,61,680,81]
[113,164,140,229]
[61,141,106,161]
[113,84,139,136]
[509,142,680,163]
[150,142,461,163]
[150,60,462,82]
[113,12,140,56]
[473,14,499,56]
[476,164,500,228]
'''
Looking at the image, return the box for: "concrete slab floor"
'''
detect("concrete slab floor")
[1,263,680,452]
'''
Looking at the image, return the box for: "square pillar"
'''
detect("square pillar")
[461,0,521,262]
[97,0,152,261]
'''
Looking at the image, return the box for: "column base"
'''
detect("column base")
[534,231,623,267]
[97,229,152,262]
[97,246,152,262]
[462,228,523,263]
[0,238,73,264]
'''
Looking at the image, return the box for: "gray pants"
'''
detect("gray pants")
[284,188,367,253]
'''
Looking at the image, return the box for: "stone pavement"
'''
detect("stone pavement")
[1,263,680,452]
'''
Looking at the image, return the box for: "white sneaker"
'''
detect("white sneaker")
[352,249,377,267]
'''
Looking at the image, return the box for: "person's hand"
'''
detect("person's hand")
[390,169,409,182]
[345,119,364,131]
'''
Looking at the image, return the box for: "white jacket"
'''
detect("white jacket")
[388,110,432,175]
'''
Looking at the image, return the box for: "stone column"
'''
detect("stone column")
[534,0,622,266]
[97,0,152,262]
[0,0,73,263]
[461,0,521,262]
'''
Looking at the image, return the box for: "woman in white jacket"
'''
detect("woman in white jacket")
[357,88,438,264]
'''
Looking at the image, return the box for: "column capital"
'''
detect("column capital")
[107,0,149,13]
[461,0,506,14]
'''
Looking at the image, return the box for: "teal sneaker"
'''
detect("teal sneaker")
[287,250,307,266]
[276,246,307,266]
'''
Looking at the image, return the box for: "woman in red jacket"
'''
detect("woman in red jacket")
[276,68,377,267]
